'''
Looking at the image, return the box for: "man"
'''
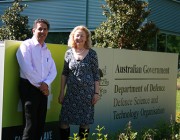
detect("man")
[16,19,57,140]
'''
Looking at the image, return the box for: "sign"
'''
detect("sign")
[0,41,178,139]
[1,40,67,139]
[93,48,178,132]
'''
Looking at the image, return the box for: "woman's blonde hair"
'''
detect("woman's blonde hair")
[68,25,92,49]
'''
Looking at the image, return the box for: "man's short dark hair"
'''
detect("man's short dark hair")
[33,19,50,30]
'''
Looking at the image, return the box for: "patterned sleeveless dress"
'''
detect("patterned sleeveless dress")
[59,48,100,125]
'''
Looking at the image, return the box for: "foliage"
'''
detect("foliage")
[69,133,79,140]
[92,0,159,50]
[118,121,137,140]
[143,117,180,140]
[69,125,108,140]
[167,35,180,53]
[0,0,31,41]
[92,125,108,140]
[141,128,157,140]
[70,118,180,140]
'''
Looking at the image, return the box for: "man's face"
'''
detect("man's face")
[32,22,48,45]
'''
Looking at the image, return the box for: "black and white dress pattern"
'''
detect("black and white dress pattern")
[59,48,100,125]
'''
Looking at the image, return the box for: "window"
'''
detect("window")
[172,0,180,3]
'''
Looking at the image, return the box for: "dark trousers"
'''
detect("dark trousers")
[19,78,48,140]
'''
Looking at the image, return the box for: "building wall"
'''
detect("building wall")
[0,0,180,35]
[0,0,105,32]
[148,0,180,35]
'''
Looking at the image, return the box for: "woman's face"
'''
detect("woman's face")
[74,29,87,48]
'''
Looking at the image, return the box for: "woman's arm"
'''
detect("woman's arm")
[58,75,67,104]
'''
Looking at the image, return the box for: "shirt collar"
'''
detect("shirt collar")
[32,36,47,48]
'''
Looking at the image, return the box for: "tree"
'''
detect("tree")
[92,0,159,50]
[0,0,31,41]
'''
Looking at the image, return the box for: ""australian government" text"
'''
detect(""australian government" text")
[115,64,169,74]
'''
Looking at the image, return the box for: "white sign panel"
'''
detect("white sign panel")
[93,48,178,132]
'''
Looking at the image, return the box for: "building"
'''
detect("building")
[148,0,180,53]
[0,0,180,52]
[0,0,106,44]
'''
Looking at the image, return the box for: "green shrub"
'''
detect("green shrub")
[71,118,180,140]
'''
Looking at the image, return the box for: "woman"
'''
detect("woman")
[58,25,100,140]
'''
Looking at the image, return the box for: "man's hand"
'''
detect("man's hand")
[39,82,49,96]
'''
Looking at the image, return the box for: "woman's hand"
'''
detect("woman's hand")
[92,94,101,105]
[58,92,64,104]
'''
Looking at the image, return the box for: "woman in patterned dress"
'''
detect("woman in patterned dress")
[58,25,100,140]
